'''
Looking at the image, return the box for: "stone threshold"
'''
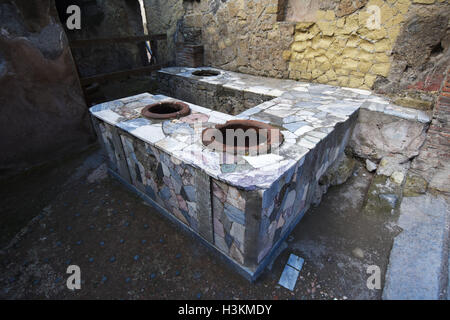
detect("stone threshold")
[382,194,449,300]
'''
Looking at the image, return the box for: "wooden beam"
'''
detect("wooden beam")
[70,34,167,48]
[80,64,164,85]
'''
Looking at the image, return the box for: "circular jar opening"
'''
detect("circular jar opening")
[202,120,284,155]
[141,101,190,120]
[192,69,220,77]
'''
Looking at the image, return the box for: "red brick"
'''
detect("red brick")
[440,96,450,104]
[416,67,450,176]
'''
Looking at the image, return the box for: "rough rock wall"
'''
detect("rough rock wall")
[279,0,320,22]
[286,0,448,98]
[144,0,185,66]
[287,0,449,105]
[374,1,450,109]
[0,0,93,174]
[145,0,448,106]
[287,0,418,90]
[409,67,450,193]
[185,0,294,78]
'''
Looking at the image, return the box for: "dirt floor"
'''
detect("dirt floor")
[0,146,399,300]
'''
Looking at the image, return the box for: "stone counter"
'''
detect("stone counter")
[90,67,430,280]
[157,67,431,123]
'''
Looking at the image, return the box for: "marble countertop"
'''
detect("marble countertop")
[90,67,431,190]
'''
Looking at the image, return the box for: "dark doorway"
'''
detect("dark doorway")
[54,0,155,105]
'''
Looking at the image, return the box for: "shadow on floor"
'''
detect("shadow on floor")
[0,149,398,299]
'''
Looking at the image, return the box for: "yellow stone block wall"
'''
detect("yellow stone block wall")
[149,0,448,90]
[287,0,419,89]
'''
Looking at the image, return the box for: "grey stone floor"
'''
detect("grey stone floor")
[0,146,447,300]
[383,194,449,300]
[0,147,401,300]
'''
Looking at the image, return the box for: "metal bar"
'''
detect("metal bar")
[70,34,167,48]
[79,64,164,85]
[150,38,158,65]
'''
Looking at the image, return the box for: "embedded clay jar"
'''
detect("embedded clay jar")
[192,69,220,77]
[202,119,284,155]
[141,101,190,120]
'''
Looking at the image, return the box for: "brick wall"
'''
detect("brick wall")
[409,67,450,193]
[431,68,450,149]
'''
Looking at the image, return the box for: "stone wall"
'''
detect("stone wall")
[0,0,93,175]
[349,108,428,161]
[409,67,450,193]
[287,0,448,94]
[145,0,449,107]
[374,0,450,109]
[288,0,414,89]
[146,0,294,77]
[144,0,185,66]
